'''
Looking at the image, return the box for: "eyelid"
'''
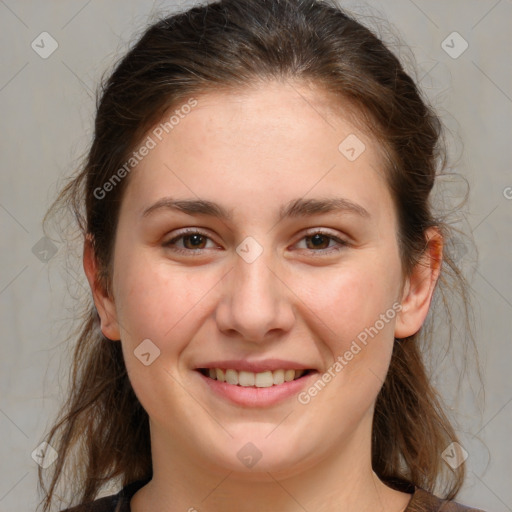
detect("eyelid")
[301,226,346,239]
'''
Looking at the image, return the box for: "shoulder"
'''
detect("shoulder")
[58,479,148,512]
[60,494,121,512]
[407,487,488,512]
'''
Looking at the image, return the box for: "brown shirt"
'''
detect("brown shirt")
[62,479,488,512]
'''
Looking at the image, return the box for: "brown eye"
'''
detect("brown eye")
[163,230,217,255]
[180,233,208,250]
[295,230,349,254]
[304,233,332,250]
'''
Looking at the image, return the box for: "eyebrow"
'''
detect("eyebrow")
[141,196,370,222]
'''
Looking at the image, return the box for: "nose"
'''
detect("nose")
[215,245,295,344]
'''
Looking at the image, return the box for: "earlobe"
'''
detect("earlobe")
[83,235,121,341]
[394,228,443,339]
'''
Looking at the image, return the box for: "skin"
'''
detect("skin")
[84,80,442,512]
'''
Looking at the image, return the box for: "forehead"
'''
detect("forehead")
[120,81,394,225]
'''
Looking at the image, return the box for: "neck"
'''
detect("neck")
[131,413,411,512]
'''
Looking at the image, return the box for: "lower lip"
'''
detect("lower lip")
[196,371,318,407]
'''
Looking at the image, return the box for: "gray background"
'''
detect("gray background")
[0,0,510,511]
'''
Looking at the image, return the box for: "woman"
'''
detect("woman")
[39,0,485,510]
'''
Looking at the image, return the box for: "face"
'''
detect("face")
[88,81,432,479]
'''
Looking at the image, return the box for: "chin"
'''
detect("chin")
[201,431,315,477]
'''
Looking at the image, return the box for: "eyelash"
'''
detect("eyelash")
[163,228,349,256]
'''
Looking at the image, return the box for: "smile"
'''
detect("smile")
[198,368,310,387]
[196,366,318,407]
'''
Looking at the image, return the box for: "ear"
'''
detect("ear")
[394,227,443,339]
[83,234,121,341]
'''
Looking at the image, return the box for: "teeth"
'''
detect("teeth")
[255,371,273,388]
[273,369,285,385]
[238,371,255,386]
[284,369,295,382]
[204,368,308,386]
[225,369,238,385]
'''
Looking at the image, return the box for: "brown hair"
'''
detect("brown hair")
[39,0,480,509]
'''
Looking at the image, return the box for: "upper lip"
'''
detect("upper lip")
[195,359,316,373]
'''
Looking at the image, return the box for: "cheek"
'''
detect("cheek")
[113,249,226,357]
[297,256,401,346]
[295,262,401,434]
[295,254,402,415]
[114,243,402,355]
[112,252,219,426]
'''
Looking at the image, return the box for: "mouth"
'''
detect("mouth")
[194,360,319,407]
[197,367,315,387]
